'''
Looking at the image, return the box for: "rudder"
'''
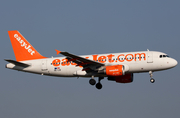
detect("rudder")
[8,30,46,61]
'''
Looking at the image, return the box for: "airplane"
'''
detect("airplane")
[5,30,178,89]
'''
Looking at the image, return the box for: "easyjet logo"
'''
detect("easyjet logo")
[52,53,146,67]
[109,69,119,72]
[14,34,35,55]
[92,53,146,63]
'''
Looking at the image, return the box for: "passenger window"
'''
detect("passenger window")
[160,55,162,58]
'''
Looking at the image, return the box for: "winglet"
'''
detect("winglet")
[55,49,61,55]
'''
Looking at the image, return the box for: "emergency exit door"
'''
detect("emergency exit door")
[147,52,153,63]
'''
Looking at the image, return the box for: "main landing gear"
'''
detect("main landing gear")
[149,71,155,83]
[89,76,96,85]
[89,76,104,89]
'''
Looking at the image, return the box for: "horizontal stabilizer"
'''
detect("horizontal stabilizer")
[5,59,30,67]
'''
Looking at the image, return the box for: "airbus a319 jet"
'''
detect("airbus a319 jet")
[5,30,178,89]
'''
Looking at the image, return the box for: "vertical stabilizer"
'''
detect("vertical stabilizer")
[8,30,46,61]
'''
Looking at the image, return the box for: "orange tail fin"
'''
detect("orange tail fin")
[8,30,46,61]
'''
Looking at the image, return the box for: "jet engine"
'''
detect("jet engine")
[98,65,125,76]
[107,73,133,83]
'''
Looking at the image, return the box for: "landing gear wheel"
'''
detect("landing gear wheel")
[96,83,102,89]
[150,78,155,83]
[89,79,96,86]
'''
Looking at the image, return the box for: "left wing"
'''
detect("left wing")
[55,49,104,71]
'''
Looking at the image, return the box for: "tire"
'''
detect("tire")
[150,78,155,83]
[89,79,96,85]
[96,83,102,89]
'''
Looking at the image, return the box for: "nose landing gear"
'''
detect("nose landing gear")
[149,71,155,83]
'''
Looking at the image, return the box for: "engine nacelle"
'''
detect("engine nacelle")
[107,73,133,83]
[106,65,124,76]
[98,65,125,76]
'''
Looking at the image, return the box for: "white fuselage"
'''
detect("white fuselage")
[6,51,178,77]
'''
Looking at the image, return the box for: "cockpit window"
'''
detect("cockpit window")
[159,55,170,58]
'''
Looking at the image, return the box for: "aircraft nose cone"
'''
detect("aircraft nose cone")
[171,59,178,67]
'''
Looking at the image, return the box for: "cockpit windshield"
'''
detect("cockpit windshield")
[159,55,170,58]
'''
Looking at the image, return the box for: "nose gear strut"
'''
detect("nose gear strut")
[149,71,155,83]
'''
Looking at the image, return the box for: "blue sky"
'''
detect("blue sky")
[0,0,180,118]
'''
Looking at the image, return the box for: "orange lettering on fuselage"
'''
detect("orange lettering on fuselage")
[92,55,98,61]
[52,59,61,66]
[61,59,70,66]
[117,54,125,62]
[125,54,134,62]
[71,62,77,65]
[51,53,146,67]
[134,53,146,61]
[98,56,106,63]
[107,54,115,63]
